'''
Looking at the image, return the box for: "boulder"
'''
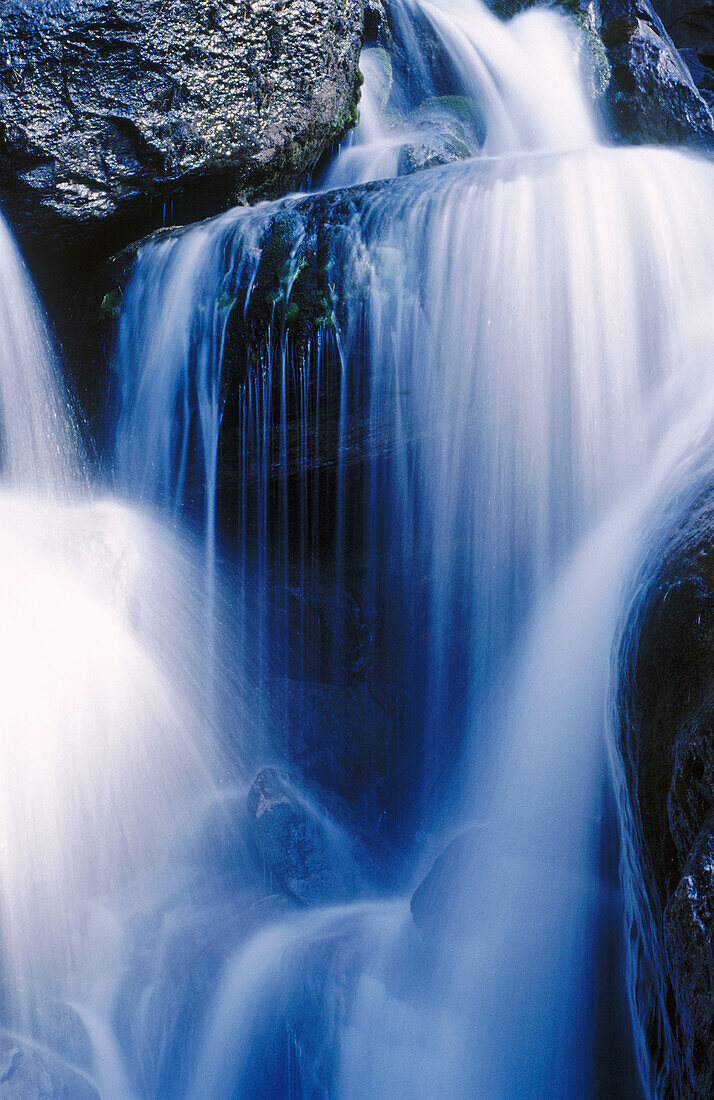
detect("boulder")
[640,0,714,109]
[0,0,364,254]
[599,0,714,145]
[266,679,396,814]
[397,96,483,174]
[484,0,714,146]
[247,766,369,903]
[668,699,714,865]
[616,478,714,1097]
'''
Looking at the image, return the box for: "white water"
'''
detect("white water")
[325,0,596,188]
[0,217,82,496]
[0,223,233,1043]
[107,0,714,1091]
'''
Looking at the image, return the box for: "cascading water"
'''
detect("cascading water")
[3,0,714,1095]
[105,0,714,1095]
[0,212,242,1062]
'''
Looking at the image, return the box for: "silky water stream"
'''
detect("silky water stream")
[3,0,714,1096]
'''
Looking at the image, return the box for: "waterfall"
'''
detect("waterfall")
[105,0,714,1093]
[0,220,234,1039]
[0,216,82,497]
[2,0,714,1094]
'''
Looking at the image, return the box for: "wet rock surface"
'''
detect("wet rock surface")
[599,0,714,145]
[484,0,714,146]
[648,0,714,109]
[268,679,395,807]
[617,480,714,1097]
[397,96,483,174]
[665,816,714,1099]
[0,0,363,253]
[247,766,370,903]
[0,1035,99,1099]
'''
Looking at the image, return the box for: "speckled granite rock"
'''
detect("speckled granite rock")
[0,0,363,251]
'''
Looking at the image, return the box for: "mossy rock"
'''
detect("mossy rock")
[410,94,485,142]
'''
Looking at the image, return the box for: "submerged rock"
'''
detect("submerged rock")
[247,766,369,903]
[0,0,363,252]
[36,1001,94,1073]
[0,1036,99,1099]
[410,827,484,938]
[398,96,484,174]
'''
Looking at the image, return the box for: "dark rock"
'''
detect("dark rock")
[616,479,714,1097]
[364,0,393,47]
[679,46,714,110]
[0,0,363,255]
[0,1035,99,1099]
[270,578,379,686]
[599,0,714,145]
[650,0,714,110]
[247,766,368,903]
[664,816,714,1099]
[267,680,395,811]
[668,698,714,865]
[485,0,714,145]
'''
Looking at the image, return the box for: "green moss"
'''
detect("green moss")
[99,289,123,321]
[217,287,237,314]
[487,0,530,18]
[411,95,485,144]
[314,291,335,328]
[341,99,360,132]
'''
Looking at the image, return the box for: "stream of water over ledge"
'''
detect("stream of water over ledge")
[2,0,714,1096]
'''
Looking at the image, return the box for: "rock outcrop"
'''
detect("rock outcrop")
[599,0,714,145]
[647,0,714,109]
[616,478,714,1098]
[0,0,363,254]
[664,816,714,1098]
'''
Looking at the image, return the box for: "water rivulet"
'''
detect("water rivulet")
[3,0,714,1095]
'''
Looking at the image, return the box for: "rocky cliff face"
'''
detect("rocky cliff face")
[598,0,714,144]
[616,479,714,1098]
[0,0,363,254]
[647,0,714,109]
